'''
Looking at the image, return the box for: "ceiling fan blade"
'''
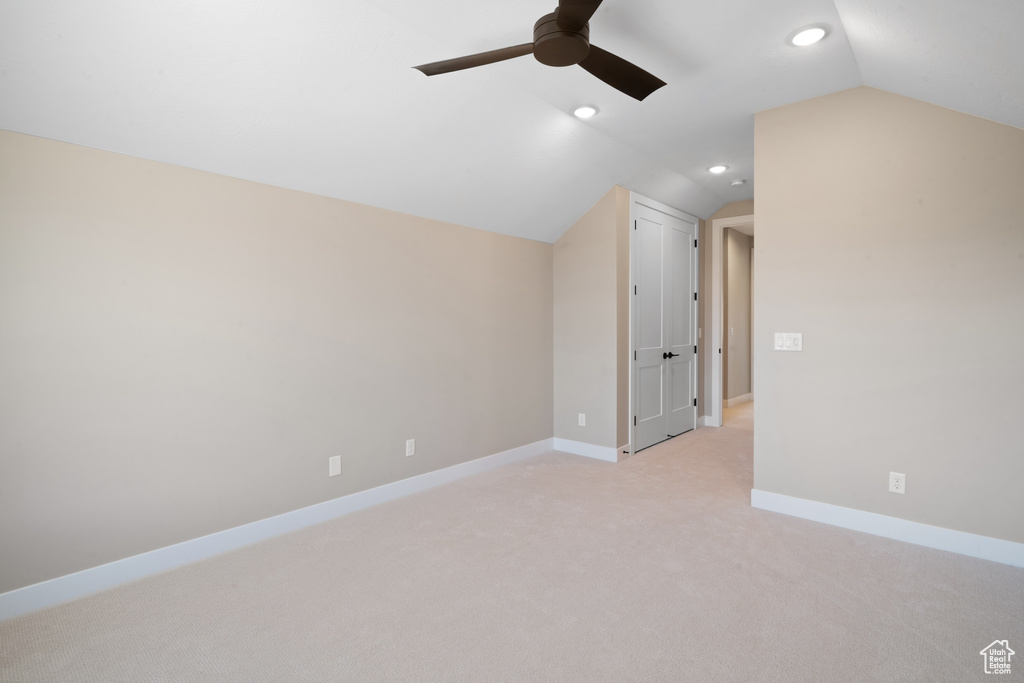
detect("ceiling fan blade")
[578,44,666,101]
[414,43,534,76]
[555,0,604,31]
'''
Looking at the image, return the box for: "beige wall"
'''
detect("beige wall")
[699,201,753,417]
[0,130,554,593]
[553,186,630,449]
[754,87,1024,543]
[707,200,754,223]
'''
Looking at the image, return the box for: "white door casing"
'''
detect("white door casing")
[631,195,698,453]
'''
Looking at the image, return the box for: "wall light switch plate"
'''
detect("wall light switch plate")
[406,439,415,457]
[774,332,803,351]
[329,455,341,477]
[578,413,586,427]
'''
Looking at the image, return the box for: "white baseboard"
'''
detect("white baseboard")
[553,438,620,463]
[751,489,1024,569]
[725,393,752,407]
[0,439,554,622]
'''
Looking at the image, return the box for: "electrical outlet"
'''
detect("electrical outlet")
[889,472,906,494]
[406,439,415,457]
[578,413,586,427]
[329,455,341,477]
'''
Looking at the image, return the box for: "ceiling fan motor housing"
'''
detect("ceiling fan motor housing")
[533,12,590,66]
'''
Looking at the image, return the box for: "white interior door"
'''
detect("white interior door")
[632,197,698,452]
[666,217,697,436]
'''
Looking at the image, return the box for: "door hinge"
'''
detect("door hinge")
[693,398,697,407]
[693,345,697,354]
[634,285,637,295]
[634,350,637,361]
[633,221,637,230]
[694,292,697,301]
[633,416,637,426]
[694,238,697,248]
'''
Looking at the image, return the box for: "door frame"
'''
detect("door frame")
[628,192,699,457]
[708,213,755,427]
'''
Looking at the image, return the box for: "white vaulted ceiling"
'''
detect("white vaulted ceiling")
[1,0,1022,243]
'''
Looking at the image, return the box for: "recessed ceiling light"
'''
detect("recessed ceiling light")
[573,105,597,119]
[731,179,746,186]
[709,165,728,174]
[790,25,828,47]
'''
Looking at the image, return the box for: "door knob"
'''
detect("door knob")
[663,352,680,359]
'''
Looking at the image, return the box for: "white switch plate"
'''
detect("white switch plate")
[774,332,803,351]
[329,455,341,477]
[889,472,906,494]
[406,439,415,457]
[578,413,586,427]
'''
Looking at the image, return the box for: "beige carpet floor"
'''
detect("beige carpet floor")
[2,403,1022,681]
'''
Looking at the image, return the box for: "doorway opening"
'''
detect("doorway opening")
[709,214,754,427]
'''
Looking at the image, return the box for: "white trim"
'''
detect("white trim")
[0,439,554,622]
[725,393,753,407]
[629,192,695,223]
[709,213,754,428]
[751,489,1024,568]
[628,195,636,461]
[553,438,620,462]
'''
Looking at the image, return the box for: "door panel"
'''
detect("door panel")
[636,217,664,351]
[668,361,694,433]
[637,365,664,420]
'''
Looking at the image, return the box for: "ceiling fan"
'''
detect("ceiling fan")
[413,0,666,102]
